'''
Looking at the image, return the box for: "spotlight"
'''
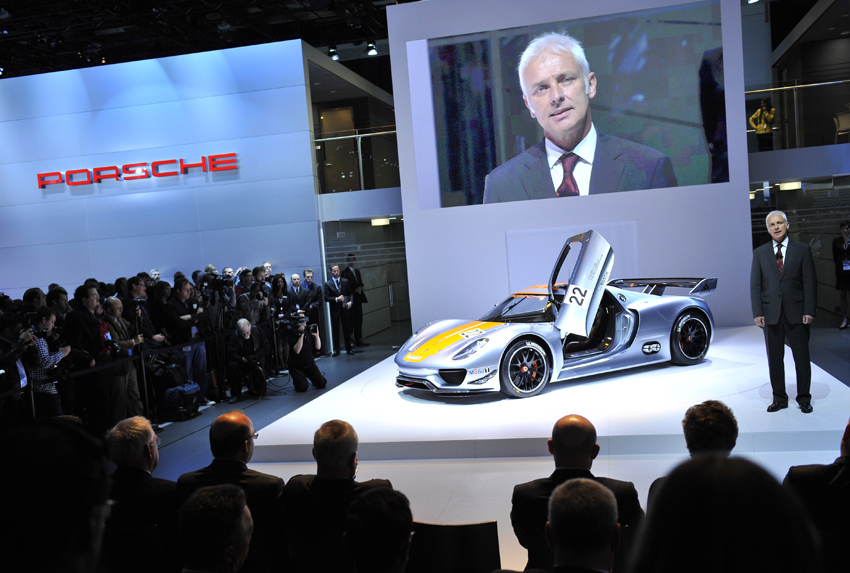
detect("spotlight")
[329,46,339,61]
[0,67,4,76]
[366,42,378,56]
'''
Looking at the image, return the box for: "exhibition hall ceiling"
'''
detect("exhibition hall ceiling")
[0,0,417,79]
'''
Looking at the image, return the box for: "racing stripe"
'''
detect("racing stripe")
[403,321,501,361]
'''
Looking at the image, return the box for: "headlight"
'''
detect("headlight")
[453,338,489,361]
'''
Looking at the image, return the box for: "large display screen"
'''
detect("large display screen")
[413,0,725,208]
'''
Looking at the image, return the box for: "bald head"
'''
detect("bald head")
[210,412,255,461]
[548,415,599,469]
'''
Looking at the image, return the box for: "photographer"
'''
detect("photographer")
[288,312,326,392]
[237,282,269,326]
[166,278,214,406]
[46,287,69,330]
[64,284,110,434]
[103,297,144,422]
[1,313,36,427]
[235,269,253,299]
[123,276,167,343]
[226,318,270,403]
[26,306,71,418]
[269,274,292,373]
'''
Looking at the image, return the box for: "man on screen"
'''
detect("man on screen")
[483,32,677,203]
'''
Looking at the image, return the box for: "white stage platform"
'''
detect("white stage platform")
[253,326,850,463]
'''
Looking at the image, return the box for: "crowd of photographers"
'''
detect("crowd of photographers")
[0,260,343,435]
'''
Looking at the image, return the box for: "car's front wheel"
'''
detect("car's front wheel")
[499,340,550,398]
[670,311,710,365]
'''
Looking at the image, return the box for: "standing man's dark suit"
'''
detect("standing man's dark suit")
[483,133,677,203]
[177,458,286,573]
[511,468,643,571]
[751,212,817,412]
[342,260,368,346]
[324,269,353,354]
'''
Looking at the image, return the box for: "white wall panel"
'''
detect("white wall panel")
[196,177,317,230]
[0,241,94,293]
[88,231,204,282]
[0,200,89,248]
[0,114,83,165]
[0,42,307,123]
[186,87,310,143]
[84,188,201,241]
[77,100,192,156]
[198,221,321,271]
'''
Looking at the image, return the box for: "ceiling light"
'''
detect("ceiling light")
[366,42,378,56]
[748,0,759,3]
[779,181,802,191]
[0,67,4,76]
[371,218,390,226]
[329,46,339,61]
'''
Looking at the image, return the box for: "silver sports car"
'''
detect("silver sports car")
[395,230,716,398]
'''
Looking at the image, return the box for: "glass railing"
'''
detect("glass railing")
[315,128,400,194]
[744,79,850,152]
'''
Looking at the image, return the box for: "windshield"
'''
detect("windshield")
[479,294,554,323]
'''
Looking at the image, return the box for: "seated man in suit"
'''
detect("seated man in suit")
[783,416,850,534]
[647,400,738,510]
[345,488,413,573]
[511,414,643,571]
[179,484,253,573]
[283,419,393,573]
[498,479,620,573]
[105,416,178,529]
[177,411,287,573]
[483,32,676,203]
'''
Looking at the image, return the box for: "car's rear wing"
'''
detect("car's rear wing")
[607,277,717,296]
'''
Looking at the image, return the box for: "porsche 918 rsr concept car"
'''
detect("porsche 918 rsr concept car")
[395,230,716,398]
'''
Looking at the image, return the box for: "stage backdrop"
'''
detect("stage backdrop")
[388,0,752,329]
[0,41,323,298]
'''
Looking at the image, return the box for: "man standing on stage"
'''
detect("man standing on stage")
[751,210,817,413]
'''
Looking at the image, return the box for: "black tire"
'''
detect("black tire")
[670,312,710,365]
[499,340,550,398]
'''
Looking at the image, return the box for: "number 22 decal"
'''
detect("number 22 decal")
[567,286,588,306]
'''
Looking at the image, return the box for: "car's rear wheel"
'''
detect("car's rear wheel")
[499,340,550,398]
[670,311,710,365]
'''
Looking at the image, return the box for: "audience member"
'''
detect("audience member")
[177,411,287,573]
[238,281,269,326]
[628,456,820,573]
[102,297,145,421]
[166,277,213,405]
[284,419,393,573]
[287,311,327,392]
[46,286,70,328]
[262,261,273,289]
[114,277,129,301]
[235,268,253,299]
[65,284,111,433]
[343,254,370,347]
[511,414,643,571]
[345,488,413,573]
[270,273,292,371]
[105,416,178,530]
[0,312,35,428]
[149,280,173,336]
[150,269,161,283]
[179,484,253,573]
[124,276,166,343]
[302,268,322,331]
[784,416,850,529]
[0,419,110,573]
[253,266,270,296]
[21,286,47,314]
[26,306,70,417]
[226,318,270,403]
[647,400,738,509]
[324,264,354,356]
[499,478,620,573]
